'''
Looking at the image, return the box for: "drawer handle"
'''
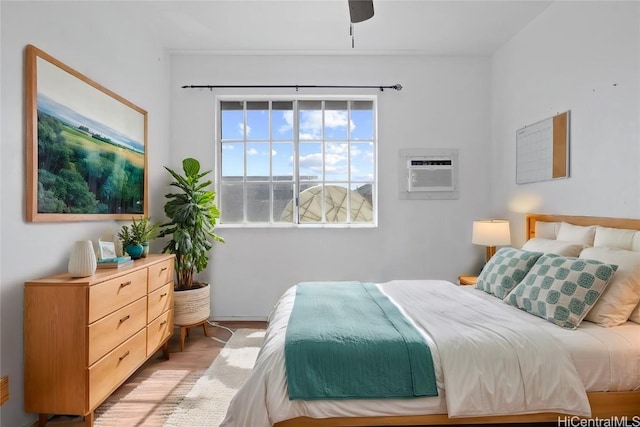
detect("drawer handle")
[120,281,132,288]
[160,292,168,298]
[119,315,130,323]
[160,267,168,272]
[160,320,167,326]
[119,351,130,361]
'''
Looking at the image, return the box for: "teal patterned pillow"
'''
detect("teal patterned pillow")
[476,248,543,299]
[504,254,618,329]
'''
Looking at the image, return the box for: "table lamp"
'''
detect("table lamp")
[472,219,511,262]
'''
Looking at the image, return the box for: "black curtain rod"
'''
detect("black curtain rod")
[181,84,403,92]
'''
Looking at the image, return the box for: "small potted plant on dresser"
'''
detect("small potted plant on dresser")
[118,217,159,259]
[131,216,159,258]
[159,157,224,351]
[118,223,144,260]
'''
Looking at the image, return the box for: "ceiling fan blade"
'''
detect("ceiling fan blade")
[348,0,374,23]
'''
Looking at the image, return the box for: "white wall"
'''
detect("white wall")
[0,3,171,426]
[3,1,636,425]
[491,1,640,247]
[170,54,493,320]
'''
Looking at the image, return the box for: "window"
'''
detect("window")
[217,98,376,226]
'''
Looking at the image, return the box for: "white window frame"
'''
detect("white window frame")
[215,95,378,228]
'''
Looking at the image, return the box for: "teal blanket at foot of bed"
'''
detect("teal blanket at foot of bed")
[284,281,438,400]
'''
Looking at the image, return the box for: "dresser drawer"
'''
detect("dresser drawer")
[89,269,148,323]
[148,259,173,293]
[148,283,173,323]
[88,297,147,365]
[88,329,146,410]
[147,309,173,357]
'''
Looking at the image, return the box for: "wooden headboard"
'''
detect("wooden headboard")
[526,213,640,240]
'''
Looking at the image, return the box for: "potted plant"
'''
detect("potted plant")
[159,157,224,329]
[117,217,159,259]
[117,223,144,259]
[130,216,159,258]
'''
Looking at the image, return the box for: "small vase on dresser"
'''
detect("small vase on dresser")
[125,243,144,259]
[68,240,97,278]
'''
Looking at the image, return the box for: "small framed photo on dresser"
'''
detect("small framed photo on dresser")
[98,240,117,260]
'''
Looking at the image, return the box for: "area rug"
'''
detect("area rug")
[164,328,265,427]
[94,368,204,427]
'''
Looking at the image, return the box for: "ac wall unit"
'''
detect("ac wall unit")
[398,149,458,200]
[407,158,454,192]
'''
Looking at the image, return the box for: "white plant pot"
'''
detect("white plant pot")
[173,283,210,326]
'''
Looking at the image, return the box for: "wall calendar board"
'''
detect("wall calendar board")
[516,111,570,184]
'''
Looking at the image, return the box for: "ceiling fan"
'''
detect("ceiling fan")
[348,0,374,47]
[348,0,374,23]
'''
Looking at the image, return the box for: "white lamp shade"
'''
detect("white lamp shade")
[472,219,511,246]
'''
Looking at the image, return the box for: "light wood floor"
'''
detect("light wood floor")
[44,321,267,427]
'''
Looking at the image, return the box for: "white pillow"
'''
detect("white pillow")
[629,303,640,324]
[632,233,640,252]
[593,226,639,251]
[580,247,640,327]
[522,238,583,257]
[534,222,560,239]
[556,222,596,247]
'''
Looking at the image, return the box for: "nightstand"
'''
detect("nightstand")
[458,276,477,286]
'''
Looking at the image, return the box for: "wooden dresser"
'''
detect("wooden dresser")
[24,254,175,427]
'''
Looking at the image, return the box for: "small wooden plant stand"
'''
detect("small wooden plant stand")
[179,320,209,351]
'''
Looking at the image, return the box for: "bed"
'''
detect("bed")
[221,214,640,426]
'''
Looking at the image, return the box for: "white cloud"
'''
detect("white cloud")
[299,110,355,139]
[299,111,323,139]
[351,142,374,159]
[325,153,346,166]
[279,111,293,134]
[326,142,348,155]
[272,149,278,156]
[238,122,251,136]
[299,152,348,175]
[325,110,354,131]
[247,148,258,156]
[299,153,323,172]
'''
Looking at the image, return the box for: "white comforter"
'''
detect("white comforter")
[220,280,591,427]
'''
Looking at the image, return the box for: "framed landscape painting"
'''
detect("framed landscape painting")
[25,44,148,222]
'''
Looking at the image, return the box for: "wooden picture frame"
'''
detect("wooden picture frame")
[25,44,148,222]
